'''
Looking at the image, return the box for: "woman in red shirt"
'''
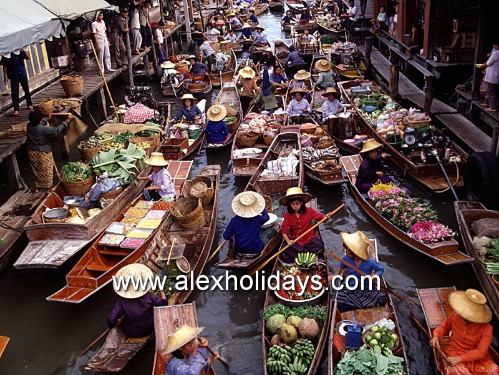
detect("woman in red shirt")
[280,187,326,260]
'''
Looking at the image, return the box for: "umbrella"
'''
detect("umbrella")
[262,66,270,96]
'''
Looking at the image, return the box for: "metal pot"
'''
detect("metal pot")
[43,208,69,222]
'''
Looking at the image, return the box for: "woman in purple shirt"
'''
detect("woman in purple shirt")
[137,152,176,201]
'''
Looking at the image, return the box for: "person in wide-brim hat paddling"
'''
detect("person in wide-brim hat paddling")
[237,66,259,114]
[164,324,220,375]
[321,87,341,122]
[137,152,176,201]
[333,231,386,312]
[204,104,229,145]
[280,187,327,261]
[107,264,168,338]
[355,138,392,194]
[430,289,499,372]
[223,191,276,256]
[253,25,268,46]
[171,93,202,124]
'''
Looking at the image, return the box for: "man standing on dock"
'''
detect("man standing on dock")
[1,50,33,117]
[479,41,499,112]
[92,11,115,73]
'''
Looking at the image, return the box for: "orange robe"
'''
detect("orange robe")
[433,312,499,375]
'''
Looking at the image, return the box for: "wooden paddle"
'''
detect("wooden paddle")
[166,238,177,266]
[205,345,229,368]
[249,203,345,276]
[208,239,227,262]
[0,336,9,358]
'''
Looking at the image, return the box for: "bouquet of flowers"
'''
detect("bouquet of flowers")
[410,222,456,244]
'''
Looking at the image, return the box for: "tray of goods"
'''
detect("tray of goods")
[121,216,141,225]
[105,222,136,235]
[137,218,162,229]
[120,237,146,249]
[144,210,168,220]
[152,200,172,210]
[124,207,150,218]
[126,227,154,238]
[134,200,155,209]
[99,233,126,247]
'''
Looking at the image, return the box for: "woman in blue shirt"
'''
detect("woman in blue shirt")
[239,23,253,40]
[204,104,229,144]
[334,231,386,312]
[172,94,202,123]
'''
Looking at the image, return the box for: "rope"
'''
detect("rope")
[433,160,460,194]
[84,99,99,128]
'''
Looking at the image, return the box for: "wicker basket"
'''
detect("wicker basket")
[35,99,56,117]
[314,138,335,149]
[300,123,318,134]
[183,176,214,206]
[263,134,275,146]
[60,75,84,97]
[130,134,161,147]
[225,117,238,134]
[406,118,431,129]
[100,187,123,200]
[224,105,238,117]
[61,175,96,196]
[236,132,259,148]
[171,197,206,229]
[78,142,102,162]
[263,194,273,213]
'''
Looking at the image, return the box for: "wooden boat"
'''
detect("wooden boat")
[328,240,409,374]
[333,59,367,79]
[454,201,499,319]
[161,99,206,161]
[45,161,192,303]
[303,135,346,186]
[309,53,330,83]
[317,16,345,36]
[183,75,213,95]
[254,2,270,16]
[207,49,237,87]
[160,68,184,97]
[282,20,318,33]
[152,302,216,375]
[285,0,307,13]
[294,33,319,55]
[274,40,290,66]
[340,154,473,266]
[206,82,243,149]
[337,79,468,192]
[219,127,303,269]
[269,0,284,10]
[417,287,499,374]
[285,78,314,109]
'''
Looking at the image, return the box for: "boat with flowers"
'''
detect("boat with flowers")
[454,201,499,319]
[337,79,467,192]
[340,154,472,266]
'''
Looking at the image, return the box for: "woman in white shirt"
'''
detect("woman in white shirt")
[206,23,221,42]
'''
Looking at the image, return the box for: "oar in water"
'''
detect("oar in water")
[248,203,345,276]
[205,345,229,368]
[208,240,227,262]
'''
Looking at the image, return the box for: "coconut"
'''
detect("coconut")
[271,334,281,346]
[286,315,302,329]
[266,314,286,335]
[278,323,298,344]
[299,318,320,340]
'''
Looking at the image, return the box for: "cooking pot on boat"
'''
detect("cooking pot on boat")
[43,208,69,222]
[166,256,190,278]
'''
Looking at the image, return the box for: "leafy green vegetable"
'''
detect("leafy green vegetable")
[320,35,339,44]
[60,162,93,183]
[264,303,291,321]
[335,345,406,375]
[113,131,135,144]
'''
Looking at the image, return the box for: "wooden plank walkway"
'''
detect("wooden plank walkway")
[436,113,491,153]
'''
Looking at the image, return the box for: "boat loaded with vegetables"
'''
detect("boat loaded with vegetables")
[337,79,467,192]
[328,42,366,80]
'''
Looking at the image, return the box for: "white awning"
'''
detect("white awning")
[36,0,118,22]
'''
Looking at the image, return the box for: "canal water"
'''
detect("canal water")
[0,8,497,375]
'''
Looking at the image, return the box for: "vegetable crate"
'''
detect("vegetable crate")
[161,138,189,160]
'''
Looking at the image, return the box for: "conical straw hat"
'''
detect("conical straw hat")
[315,59,332,72]
[293,70,311,80]
[340,231,370,261]
[180,93,196,101]
[240,66,256,78]
[279,187,312,205]
[448,289,492,323]
[162,325,205,354]
[145,152,169,167]
[322,87,338,97]
[360,138,382,153]
[232,191,265,218]
[207,104,227,121]
[113,264,154,299]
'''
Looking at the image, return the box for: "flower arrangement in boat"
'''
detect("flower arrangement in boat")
[274,264,327,302]
[410,222,456,244]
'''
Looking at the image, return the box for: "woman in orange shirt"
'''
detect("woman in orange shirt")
[430,289,499,375]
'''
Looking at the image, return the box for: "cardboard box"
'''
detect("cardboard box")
[50,55,70,68]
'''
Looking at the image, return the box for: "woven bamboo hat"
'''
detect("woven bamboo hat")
[315,59,332,72]
[290,87,307,95]
[113,264,154,299]
[241,22,252,29]
[240,66,256,78]
[163,325,205,354]
[280,187,312,205]
[448,289,492,323]
[207,104,227,121]
[176,60,191,68]
[161,61,176,69]
[294,70,311,80]
[360,138,382,153]
[180,93,196,101]
[340,231,370,261]
[145,152,169,167]
[256,25,265,31]
[322,87,338,97]
[232,191,265,218]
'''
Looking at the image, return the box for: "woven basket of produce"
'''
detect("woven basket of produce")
[300,123,317,134]
[183,176,214,206]
[130,134,161,147]
[236,132,259,148]
[224,104,238,117]
[34,99,56,117]
[309,134,321,143]
[60,75,83,97]
[100,187,123,201]
[225,116,238,134]
[314,138,335,149]
[171,197,206,229]
[263,194,273,213]
[263,134,275,146]
[61,175,96,196]
[78,143,102,162]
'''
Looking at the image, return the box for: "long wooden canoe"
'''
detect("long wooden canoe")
[274,40,290,67]
[328,240,409,374]
[207,49,237,87]
[417,287,499,374]
[282,20,318,33]
[337,80,468,192]
[340,154,473,265]
[46,161,192,303]
[333,60,366,80]
[454,201,499,319]
[269,1,284,10]
[206,82,242,149]
[152,302,216,375]
[303,142,346,186]
[218,127,303,269]
[183,75,213,95]
[285,0,307,13]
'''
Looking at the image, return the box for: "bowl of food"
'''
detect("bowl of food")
[262,213,277,228]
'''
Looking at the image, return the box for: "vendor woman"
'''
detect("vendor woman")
[204,104,229,145]
[355,139,391,194]
[171,94,202,123]
[280,187,326,260]
[137,152,176,201]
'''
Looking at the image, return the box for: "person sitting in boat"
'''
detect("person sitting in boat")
[248,9,259,25]
[256,47,276,70]
[223,191,272,256]
[255,67,279,114]
[285,88,311,124]
[137,153,176,201]
[228,13,243,30]
[321,87,342,122]
[314,59,336,90]
[107,264,168,338]
[284,46,305,67]
[237,66,260,114]
[280,187,326,261]
[253,26,268,46]
[239,23,253,41]
[171,94,202,124]
[299,8,314,24]
[204,104,229,145]
[198,39,216,72]
[205,23,220,42]
[333,231,385,312]
[299,29,316,45]
[270,65,288,89]
[188,55,208,82]
[355,139,391,193]
[430,289,499,374]
[164,325,220,375]
[224,29,238,43]
[281,10,297,26]
[290,70,311,100]
[213,16,226,31]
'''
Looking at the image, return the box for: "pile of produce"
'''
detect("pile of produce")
[318,16,343,32]
[134,128,161,138]
[113,131,135,144]
[267,341,315,375]
[274,264,327,301]
[264,304,327,328]
[363,325,399,350]
[240,113,279,135]
[102,141,126,151]
[473,237,499,277]
[335,345,406,374]
[133,141,153,150]
[60,162,94,183]
[79,133,113,149]
[295,252,317,268]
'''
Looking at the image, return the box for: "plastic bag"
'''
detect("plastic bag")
[87,175,121,201]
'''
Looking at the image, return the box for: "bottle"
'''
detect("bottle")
[444,148,451,161]
[420,150,427,163]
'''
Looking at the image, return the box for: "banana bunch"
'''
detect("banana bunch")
[291,339,315,367]
[295,252,318,268]
[267,345,292,374]
[283,356,308,375]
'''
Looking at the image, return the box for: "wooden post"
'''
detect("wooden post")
[389,64,399,99]
[183,0,192,45]
[424,75,435,114]
[422,0,433,59]
[125,30,134,87]
[472,0,485,101]
[6,153,27,190]
[159,0,165,23]
[491,127,499,158]
[365,36,373,67]
[97,87,108,119]
[144,52,151,80]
